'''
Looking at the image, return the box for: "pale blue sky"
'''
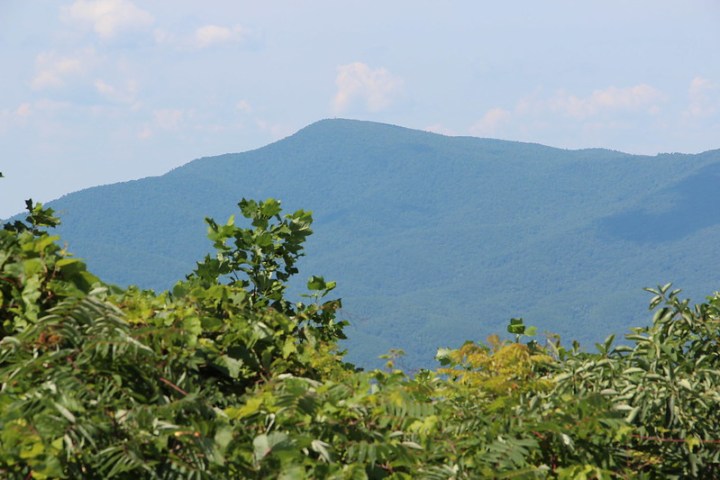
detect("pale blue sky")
[1,1,719,218]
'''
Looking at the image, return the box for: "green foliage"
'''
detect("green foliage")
[0,200,97,337]
[551,283,720,477]
[188,198,346,345]
[3,196,720,478]
[507,317,538,343]
[3,199,60,235]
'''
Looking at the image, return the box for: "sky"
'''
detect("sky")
[1,1,719,218]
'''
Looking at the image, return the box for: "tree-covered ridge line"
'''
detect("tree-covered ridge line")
[23,119,720,369]
[2,197,720,478]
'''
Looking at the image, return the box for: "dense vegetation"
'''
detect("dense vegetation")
[2,195,720,478]
[21,119,720,368]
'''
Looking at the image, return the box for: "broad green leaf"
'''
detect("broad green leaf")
[311,439,332,462]
[19,441,45,459]
[253,432,289,464]
[261,198,282,217]
[307,275,327,291]
[282,338,297,358]
[228,396,264,419]
[214,426,234,450]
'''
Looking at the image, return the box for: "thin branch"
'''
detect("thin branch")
[160,376,189,396]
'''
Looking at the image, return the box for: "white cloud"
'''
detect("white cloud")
[153,109,184,130]
[94,79,117,96]
[31,49,96,89]
[137,108,185,139]
[137,125,152,139]
[492,83,663,126]
[236,100,253,113]
[256,119,293,139]
[16,104,32,118]
[468,108,512,136]
[194,24,249,48]
[63,0,153,39]
[152,28,175,45]
[333,62,403,113]
[154,24,255,50]
[547,84,664,119]
[94,79,138,104]
[0,100,79,135]
[466,84,668,147]
[0,104,34,133]
[685,76,720,118]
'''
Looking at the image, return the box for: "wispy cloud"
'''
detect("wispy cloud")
[16,104,32,118]
[546,84,664,119]
[470,84,666,139]
[154,23,257,50]
[256,119,294,140]
[236,100,253,113]
[31,49,97,89]
[63,0,154,39]
[138,108,188,139]
[153,109,184,130]
[685,76,720,119]
[333,62,403,113]
[94,79,138,104]
[0,104,34,133]
[469,108,512,136]
[194,24,250,48]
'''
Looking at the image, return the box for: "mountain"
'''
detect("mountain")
[20,119,720,368]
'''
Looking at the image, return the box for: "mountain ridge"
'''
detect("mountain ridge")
[10,119,720,368]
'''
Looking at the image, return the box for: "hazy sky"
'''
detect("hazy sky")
[1,1,719,218]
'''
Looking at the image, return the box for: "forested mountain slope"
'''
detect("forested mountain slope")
[23,119,720,368]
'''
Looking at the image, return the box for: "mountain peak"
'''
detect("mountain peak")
[40,119,720,368]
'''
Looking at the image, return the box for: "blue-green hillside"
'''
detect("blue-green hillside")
[20,119,720,368]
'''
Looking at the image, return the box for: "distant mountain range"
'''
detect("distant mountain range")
[17,119,720,368]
